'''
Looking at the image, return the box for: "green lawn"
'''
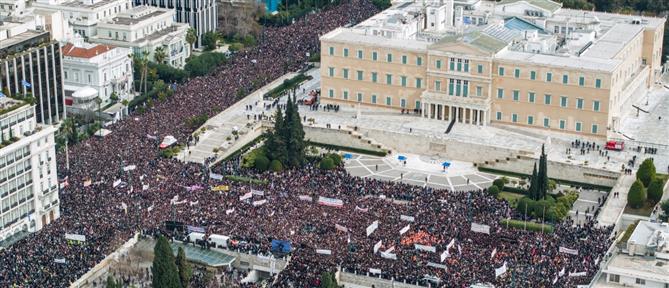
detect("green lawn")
[499,192,524,206]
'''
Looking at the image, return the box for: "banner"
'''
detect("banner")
[355,206,368,212]
[298,195,312,201]
[400,215,415,222]
[385,246,395,254]
[83,179,92,187]
[366,220,379,237]
[251,189,265,196]
[54,258,67,264]
[211,185,229,192]
[495,261,507,278]
[123,165,137,172]
[400,224,410,235]
[427,262,447,269]
[491,248,497,260]
[187,225,205,233]
[380,251,397,260]
[373,240,382,253]
[240,192,253,201]
[120,202,127,213]
[471,223,491,234]
[65,233,86,242]
[316,249,332,255]
[440,249,448,262]
[369,268,382,274]
[415,244,436,253]
[559,247,579,255]
[226,208,235,215]
[209,173,224,180]
[569,272,587,277]
[113,179,122,188]
[189,201,199,206]
[559,267,566,277]
[147,205,154,212]
[318,196,343,207]
[253,199,267,207]
[142,184,150,191]
[335,224,348,233]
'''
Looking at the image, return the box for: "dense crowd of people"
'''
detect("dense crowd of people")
[0,0,616,287]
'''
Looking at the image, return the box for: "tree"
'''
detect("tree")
[106,275,121,288]
[636,158,656,187]
[186,28,197,50]
[320,272,338,288]
[254,155,270,171]
[492,178,505,191]
[152,236,181,288]
[320,157,335,170]
[176,247,192,288]
[539,144,549,199]
[528,163,539,200]
[264,107,287,163]
[284,95,306,167]
[154,45,168,64]
[488,185,500,197]
[627,180,647,209]
[202,31,219,51]
[647,178,665,204]
[270,159,283,172]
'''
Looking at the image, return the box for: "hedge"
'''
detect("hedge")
[620,220,640,244]
[502,186,526,194]
[264,73,312,99]
[308,141,388,157]
[224,175,268,185]
[222,134,265,162]
[478,167,613,191]
[500,219,554,234]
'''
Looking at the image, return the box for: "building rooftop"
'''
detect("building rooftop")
[42,0,124,9]
[628,221,669,253]
[495,49,621,72]
[580,23,644,59]
[0,97,29,117]
[62,43,114,58]
[498,0,563,13]
[605,253,669,284]
[105,6,167,26]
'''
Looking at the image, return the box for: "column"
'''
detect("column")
[422,102,427,118]
[443,105,448,121]
[438,105,443,120]
[469,108,474,125]
[455,107,460,123]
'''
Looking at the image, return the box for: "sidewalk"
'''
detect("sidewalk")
[597,174,636,227]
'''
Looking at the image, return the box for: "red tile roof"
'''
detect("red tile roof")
[62,43,115,58]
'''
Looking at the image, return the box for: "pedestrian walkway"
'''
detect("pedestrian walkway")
[597,174,636,227]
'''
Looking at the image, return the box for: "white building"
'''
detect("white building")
[133,0,217,48]
[0,0,28,19]
[32,0,133,39]
[90,6,190,68]
[600,221,669,288]
[62,35,133,110]
[0,97,59,248]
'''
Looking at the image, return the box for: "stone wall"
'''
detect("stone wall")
[304,125,386,153]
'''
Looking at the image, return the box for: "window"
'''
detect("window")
[514,68,520,78]
[386,96,392,106]
[343,48,349,57]
[415,78,422,88]
[402,55,407,64]
[357,50,363,59]
[401,76,407,87]
[546,72,552,82]
[386,74,392,85]
[356,70,363,81]
[528,92,536,103]
[400,98,406,108]
[457,59,462,71]
[415,100,421,110]
[575,122,582,132]
[544,94,552,105]
[579,76,585,86]
[372,51,378,61]
[499,67,505,76]
[464,60,469,72]
[562,74,569,84]
[371,72,378,83]
[513,90,519,101]
[449,80,454,95]
[496,111,502,120]
[530,71,536,80]
[591,124,598,134]
[543,118,550,128]
[477,64,483,74]
[456,80,462,96]
[527,116,534,125]
[450,59,455,70]
[328,67,335,77]
[435,80,441,91]
[463,81,469,97]
[559,119,566,129]
[635,278,645,285]
[343,69,349,79]
[593,100,600,112]
[476,86,482,97]
[576,98,584,109]
[386,53,392,63]
[416,57,422,66]
[343,90,348,100]
[497,88,504,99]
[357,93,363,102]
[595,78,602,88]
[436,60,442,69]
[328,89,334,98]
[329,47,334,55]
[608,274,619,283]
[560,96,568,107]
[371,94,377,104]
[512,114,518,123]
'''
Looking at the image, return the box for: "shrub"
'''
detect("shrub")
[647,178,665,204]
[254,155,270,171]
[326,153,342,166]
[499,219,554,233]
[627,180,646,209]
[636,159,656,187]
[270,159,283,172]
[492,178,506,190]
[242,148,265,168]
[228,43,244,52]
[320,158,335,170]
[661,200,669,222]
[488,186,500,197]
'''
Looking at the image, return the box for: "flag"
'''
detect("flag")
[559,267,565,277]
[491,248,497,260]
[21,80,31,88]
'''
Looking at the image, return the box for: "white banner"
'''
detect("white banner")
[142,184,149,191]
[491,248,497,260]
[559,267,566,277]
[400,215,415,222]
[147,205,154,212]
[559,247,579,255]
[54,258,67,264]
[123,165,137,172]
[226,208,235,215]
[189,201,199,206]
[252,199,267,207]
[240,192,253,201]
[335,224,348,233]
[366,220,379,237]
[415,244,436,253]
[495,261,507,278]
[355,206,368,212]
[65,233,86,242]
[209,173,224,180]
[318,196,344,207]
[316,249,332,255]
[369,268,382,274]
[380,251,397,260]
[470,223,491,234]
[569,272,587,277]
[373,240,382,254]
[298,195,312,201]
[427,262,447,269]
[251,189,265,196]
[440,249,448,262]
[385,246,395,254]
[113,179,122,188]
[400,224,410,235]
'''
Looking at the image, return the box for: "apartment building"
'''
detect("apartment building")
[0,97,59,248]
[132,0,217,48]
[32,0,133,39]
[320,0,666,138]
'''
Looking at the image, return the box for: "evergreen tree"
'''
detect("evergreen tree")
[539,145,549,199]
[528,163,539,200]
[152,236,182,288]
[176,247,192,288]
[265,107,287,164]
[286,94,305,167]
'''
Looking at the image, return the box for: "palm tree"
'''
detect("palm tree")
[186,28,197,50]
[154,45,168,64]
